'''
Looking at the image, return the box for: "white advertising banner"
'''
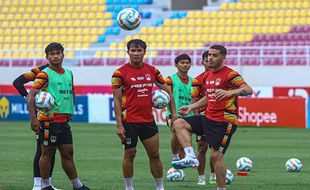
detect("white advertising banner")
[88,94,167,125]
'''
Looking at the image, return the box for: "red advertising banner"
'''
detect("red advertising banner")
[273,87,310,98]
[238,98,306,128]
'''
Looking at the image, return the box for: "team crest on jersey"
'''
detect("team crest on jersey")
[215,78,221,86]
[145,74,151,81]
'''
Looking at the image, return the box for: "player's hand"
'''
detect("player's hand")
[178,105,191,116]
[30,118,40,132]
[169,115,178,130]
[116,124,126,144]
[214,89,233,101]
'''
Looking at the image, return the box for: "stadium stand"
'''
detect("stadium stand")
[0,0,309,66]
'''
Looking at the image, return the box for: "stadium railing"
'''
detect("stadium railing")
[0,46,309,67]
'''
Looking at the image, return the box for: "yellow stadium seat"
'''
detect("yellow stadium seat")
[194,11,203,18]
[178,27,186,34]
[194,19,203,25]
[178,34,186,42]
[220,2,229,10]
[187,19,195,26]
[187,11,195,18]
[154,27,163,34]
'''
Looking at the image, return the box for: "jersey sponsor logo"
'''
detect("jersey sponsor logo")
[130,77,136,81]
[215,78,221,86]
[0,97,9,119]
[145,74,151,81]
[137,76,145,80]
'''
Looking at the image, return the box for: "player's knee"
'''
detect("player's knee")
[124,149,137,161]
[210,152,223,164]
[197,145,207,155]
[149,152,160,161]
[173,118,187,131]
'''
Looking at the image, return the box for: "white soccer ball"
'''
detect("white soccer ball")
[166,167,185,181]
[117,8,141,30]
[226,169,233,184]
[152,90,170,109]
[236,157,253,171]
[35,91,54,110]
[285,158,302,172]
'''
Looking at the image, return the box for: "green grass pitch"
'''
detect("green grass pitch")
[0,121,310,190]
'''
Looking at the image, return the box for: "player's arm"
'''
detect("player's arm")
[112,87,125,143]
[111,70,126,143]
[12,74,31,98]
[215,72,253,100]
[27,72,48,132]
[178,96,208,116]
[13,65,48,99]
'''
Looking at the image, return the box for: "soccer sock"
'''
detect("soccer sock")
[198,175,205,181]
[34,177,41,186]
[172,153,180,160]
[210,172,216,180]
[41,178,51,188]
[217,188,226,190]
[124,177,134,190]
[184,147,196,158]
[71,178,83,188]
[154,178,164,190]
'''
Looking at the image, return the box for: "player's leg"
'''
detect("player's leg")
[39,121,58,189]
[142,134,164,190]
[57,123,89,190]
[204,121,237,189]
[32,137,42,190]
[171,132,184,161]
[122,122,139,190]
[210,149,226,188]
[140,122,164,190]
[196,137,208,185]
[171,116,205,169]
[209,157,216,184]
[40,145,57,189]
[167,117,184,161]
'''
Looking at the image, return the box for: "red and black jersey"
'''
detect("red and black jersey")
[112,63,165,123]
[203,66,246,125]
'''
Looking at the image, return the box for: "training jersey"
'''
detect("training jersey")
[111,63,165,123]
[13,64,49,97]
[165,73,200,117]
[203,66,246,125]
[32,66,74,122]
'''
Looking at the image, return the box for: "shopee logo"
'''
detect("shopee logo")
[238,107,277,126]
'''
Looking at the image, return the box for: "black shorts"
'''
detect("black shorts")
[39,121,73,146]
[183,115,237,154]
[196,134,207,142]
[123,122,158,149]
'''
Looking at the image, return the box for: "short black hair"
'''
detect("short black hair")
[202,50,209,60]
[175,53,191,64]
[209,45,227,56]
[45,42,64,55]
[127,39,147,51]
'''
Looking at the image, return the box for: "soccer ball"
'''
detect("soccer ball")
[166,167,185,181]
[285,158,302,172]
[226,169,233,184]
[236,157,253,171]
[117,8,141,30]
[35,91,54,110]
[152,90,170,109]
